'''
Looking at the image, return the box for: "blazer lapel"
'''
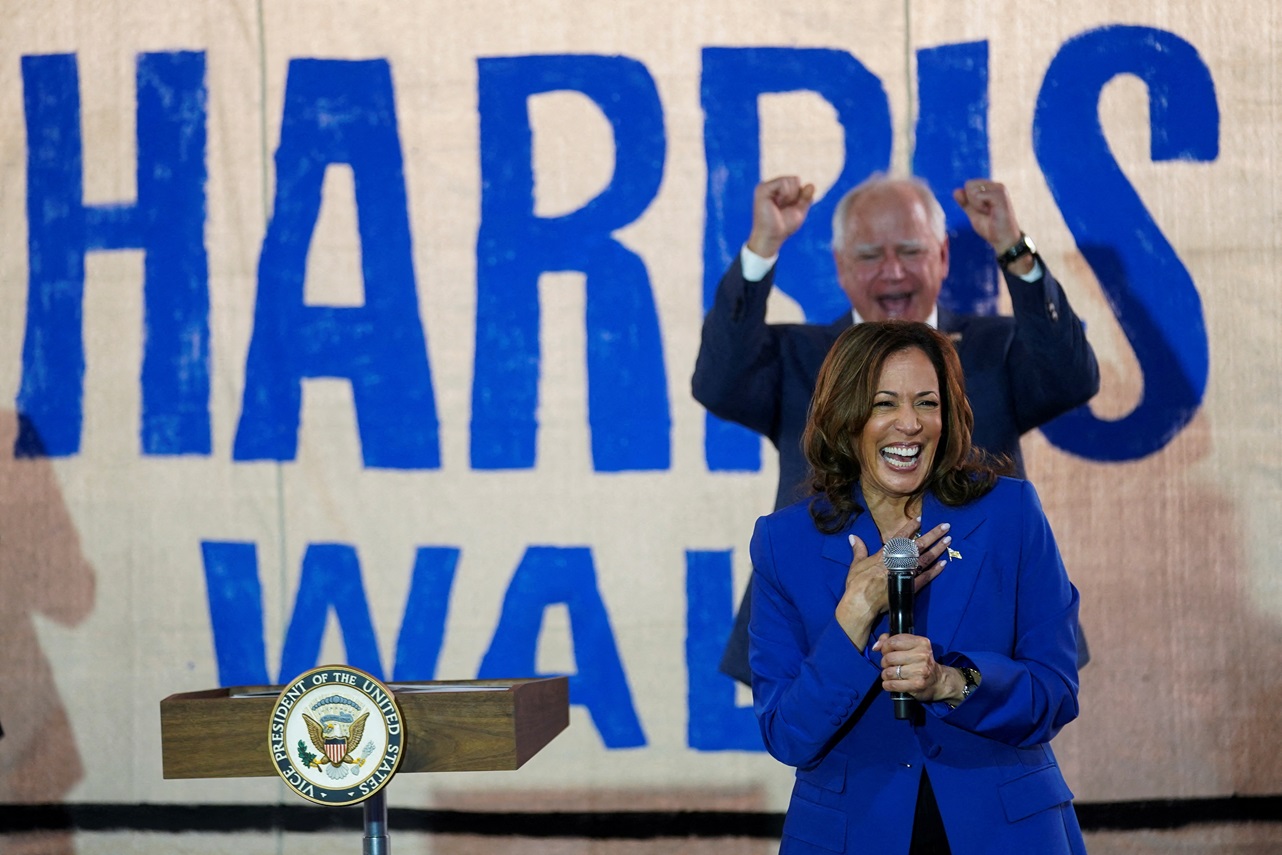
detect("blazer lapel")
[917,491,987,651]
[819,507,883,604]
[812,491,989,651]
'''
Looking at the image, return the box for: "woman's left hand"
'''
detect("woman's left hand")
[873,632,954,704]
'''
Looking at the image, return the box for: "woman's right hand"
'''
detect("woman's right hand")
[836,519,952,650]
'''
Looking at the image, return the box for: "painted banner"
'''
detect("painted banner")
[1,0,1278,825]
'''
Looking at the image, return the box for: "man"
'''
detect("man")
[693,173,1099,684]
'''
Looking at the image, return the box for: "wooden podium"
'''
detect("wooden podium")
[160,676,568,852]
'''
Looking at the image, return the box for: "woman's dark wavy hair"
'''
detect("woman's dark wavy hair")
[803,320,1010,533]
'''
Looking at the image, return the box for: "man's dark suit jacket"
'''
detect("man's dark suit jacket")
[692,255,1100,684]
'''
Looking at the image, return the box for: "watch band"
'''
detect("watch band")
[947,666,981,709]
[997,233,1036,269]
[959,666,980,700]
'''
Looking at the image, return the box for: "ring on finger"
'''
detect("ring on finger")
[896,665,903,680]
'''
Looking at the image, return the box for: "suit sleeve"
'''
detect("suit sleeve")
[937,481,1081,748]
[691,257,784,440]
[1004,262,1100,433]
[748,515,882,770]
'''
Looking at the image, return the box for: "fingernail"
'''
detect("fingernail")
[940,523,950,532]
[944,536,952,545]
[848,534,856,545]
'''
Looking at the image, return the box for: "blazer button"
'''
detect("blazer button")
[926,744,942,759]
[830,715,843,726]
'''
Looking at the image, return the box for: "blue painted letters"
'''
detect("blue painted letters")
[479,546,646,748]
[1034,26,1218,458]
[473,55,669,472]
[233,59,440,468]
[19,52,210,457]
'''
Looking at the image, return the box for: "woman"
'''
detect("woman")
[749,321,1084,855]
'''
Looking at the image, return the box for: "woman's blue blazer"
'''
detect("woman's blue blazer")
[749,477,1086,855]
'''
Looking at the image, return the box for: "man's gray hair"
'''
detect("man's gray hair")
[830,173,947,252]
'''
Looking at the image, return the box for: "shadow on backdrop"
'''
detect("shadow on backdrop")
[0,410,96,855]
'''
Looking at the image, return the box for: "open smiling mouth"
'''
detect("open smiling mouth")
[880,444,920,470]
[877,294,913,316]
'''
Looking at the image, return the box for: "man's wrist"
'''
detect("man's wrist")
[740,244,777,282]
[1006,254,1039,279]
[996,233,1037,275]
[745,230,783,259]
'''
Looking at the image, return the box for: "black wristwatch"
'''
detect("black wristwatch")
[947,666,981,709]
[997,233,1036,269]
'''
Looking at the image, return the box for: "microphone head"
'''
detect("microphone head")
[882,536,919,574]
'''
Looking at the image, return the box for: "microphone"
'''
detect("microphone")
[883,536,919,720]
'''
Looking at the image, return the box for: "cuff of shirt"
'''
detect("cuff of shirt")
[740,244,778,282]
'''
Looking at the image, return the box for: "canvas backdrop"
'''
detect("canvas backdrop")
[1,0,1278,831]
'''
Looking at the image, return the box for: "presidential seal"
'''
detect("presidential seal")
[268,665,404,806]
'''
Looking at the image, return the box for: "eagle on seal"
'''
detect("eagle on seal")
[303,711,369,767]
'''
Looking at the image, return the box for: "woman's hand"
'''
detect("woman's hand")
[836,519,952,650]
[873,633,966,705]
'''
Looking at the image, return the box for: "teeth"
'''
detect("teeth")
[881,445,920,470]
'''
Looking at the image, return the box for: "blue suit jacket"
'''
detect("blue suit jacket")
[693,256,1100,683]
[749,478,1085,855]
